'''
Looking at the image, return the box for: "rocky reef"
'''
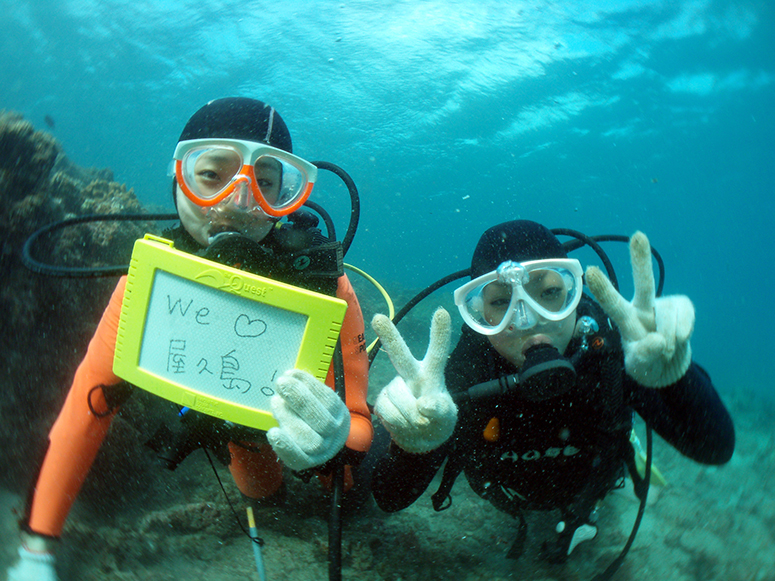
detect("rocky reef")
[0,110,155,487]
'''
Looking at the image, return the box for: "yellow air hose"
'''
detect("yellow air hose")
[344,263,395,353]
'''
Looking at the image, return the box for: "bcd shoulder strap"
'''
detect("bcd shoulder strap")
[431,448,466,511]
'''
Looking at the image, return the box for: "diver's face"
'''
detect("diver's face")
[176,184,275,246]
[487,310,576,368]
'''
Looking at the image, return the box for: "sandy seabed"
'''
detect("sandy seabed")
[1,387,773,581]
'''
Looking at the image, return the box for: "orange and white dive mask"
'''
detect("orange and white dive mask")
[173,138,318,217]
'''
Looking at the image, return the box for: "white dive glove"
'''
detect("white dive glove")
[372,308,457,454]
[586,231,694,388]
[7,533,57,581]
[266,369,350,471]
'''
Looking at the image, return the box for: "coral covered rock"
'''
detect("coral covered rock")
[0,110,60,201]
[0,110,156,486]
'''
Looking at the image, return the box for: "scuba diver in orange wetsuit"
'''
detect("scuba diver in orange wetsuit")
[8,98,373,581]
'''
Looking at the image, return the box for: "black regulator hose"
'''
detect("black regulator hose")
[367,269,469,367]
[312,161,360,257]
[21,163,361,278]
[556,231,665,297]
[302,200,337,241]
[452,344,579,404]
[21,212,178,277]
[553,228,622,291]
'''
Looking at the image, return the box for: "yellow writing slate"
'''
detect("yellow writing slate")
[114,235,347,431]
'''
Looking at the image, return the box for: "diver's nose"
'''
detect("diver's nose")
[226,178,253,209]
[511,300,538,330]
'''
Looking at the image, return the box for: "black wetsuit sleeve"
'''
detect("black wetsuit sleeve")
[628,362,735,464]
[371,442,447,512]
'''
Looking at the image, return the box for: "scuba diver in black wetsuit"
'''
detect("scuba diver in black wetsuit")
[368,220,734,567]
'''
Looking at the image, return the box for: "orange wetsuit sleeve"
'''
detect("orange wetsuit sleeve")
[326,274,372,454]
[28,277,127,537]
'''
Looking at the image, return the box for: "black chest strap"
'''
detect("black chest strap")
[431,449,466,511]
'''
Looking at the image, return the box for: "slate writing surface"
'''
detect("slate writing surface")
[138,270,307,412]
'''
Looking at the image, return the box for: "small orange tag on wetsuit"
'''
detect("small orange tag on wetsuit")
[483,417,500,442]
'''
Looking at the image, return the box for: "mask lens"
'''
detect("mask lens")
[254,155,307,211]
[523,267,575,313]
[181,146,243,202]
[461,280,514,331]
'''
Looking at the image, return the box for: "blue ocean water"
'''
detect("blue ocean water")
[2,0,773,397]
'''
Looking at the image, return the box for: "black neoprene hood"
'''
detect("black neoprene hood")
[177,97,293,153]
[470,220,567,278]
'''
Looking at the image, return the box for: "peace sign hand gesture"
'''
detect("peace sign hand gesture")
[585,231,695,388]
[372,308,458,454]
